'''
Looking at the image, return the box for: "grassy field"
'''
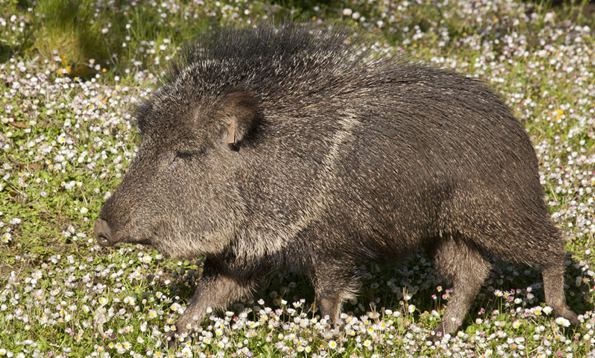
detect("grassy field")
[0,0,593,356]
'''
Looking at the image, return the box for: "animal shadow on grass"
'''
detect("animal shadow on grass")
[157,252,591,339]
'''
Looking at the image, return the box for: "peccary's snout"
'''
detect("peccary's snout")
[94,219,112,246]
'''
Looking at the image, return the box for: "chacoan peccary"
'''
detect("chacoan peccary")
[95,24,579,341]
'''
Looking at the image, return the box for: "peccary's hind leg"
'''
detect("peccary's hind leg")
[515,221,580,326]
[431,237,491,338]
[543,262,579,325]
[533,223,580,325]
[310,260,359,326]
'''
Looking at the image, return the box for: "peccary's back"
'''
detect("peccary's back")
[229,63,545,260]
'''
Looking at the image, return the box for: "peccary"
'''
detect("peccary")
[95,24,579,339]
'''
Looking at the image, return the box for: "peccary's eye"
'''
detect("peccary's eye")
[175,147,206,159]
[175,151,194,159]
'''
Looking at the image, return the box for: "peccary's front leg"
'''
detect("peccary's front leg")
[172,264,257,338]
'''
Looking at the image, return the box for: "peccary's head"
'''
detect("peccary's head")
[94,24,359,256]
[94,89,260,257]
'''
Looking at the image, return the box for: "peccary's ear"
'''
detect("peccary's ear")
[219,91,260,151]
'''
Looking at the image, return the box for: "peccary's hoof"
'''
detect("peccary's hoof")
[165,331,182,350]
[428,327,449,343]
[427,332,441,343]
[559,310,580,326]
[330,318,345,330]
[569,314,580,326]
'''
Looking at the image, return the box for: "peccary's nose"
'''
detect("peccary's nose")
[94,219,112,246]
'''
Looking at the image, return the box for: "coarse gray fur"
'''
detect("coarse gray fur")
[94,24,579,341]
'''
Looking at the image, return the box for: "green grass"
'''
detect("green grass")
[0,0,593,356]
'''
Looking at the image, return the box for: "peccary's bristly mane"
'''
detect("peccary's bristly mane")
[167,24,357,79]
[162,24,376,103]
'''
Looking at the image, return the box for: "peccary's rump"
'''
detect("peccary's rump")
[95,24,578,338]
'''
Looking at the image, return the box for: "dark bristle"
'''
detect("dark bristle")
[166,24,357,83]
[158,23,375,105]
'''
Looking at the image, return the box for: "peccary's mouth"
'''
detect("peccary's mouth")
[98,236,153,249]
[95,228,152,249]
[94,218,157,248]
[134,238,153,246]
[116,234,153,247]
